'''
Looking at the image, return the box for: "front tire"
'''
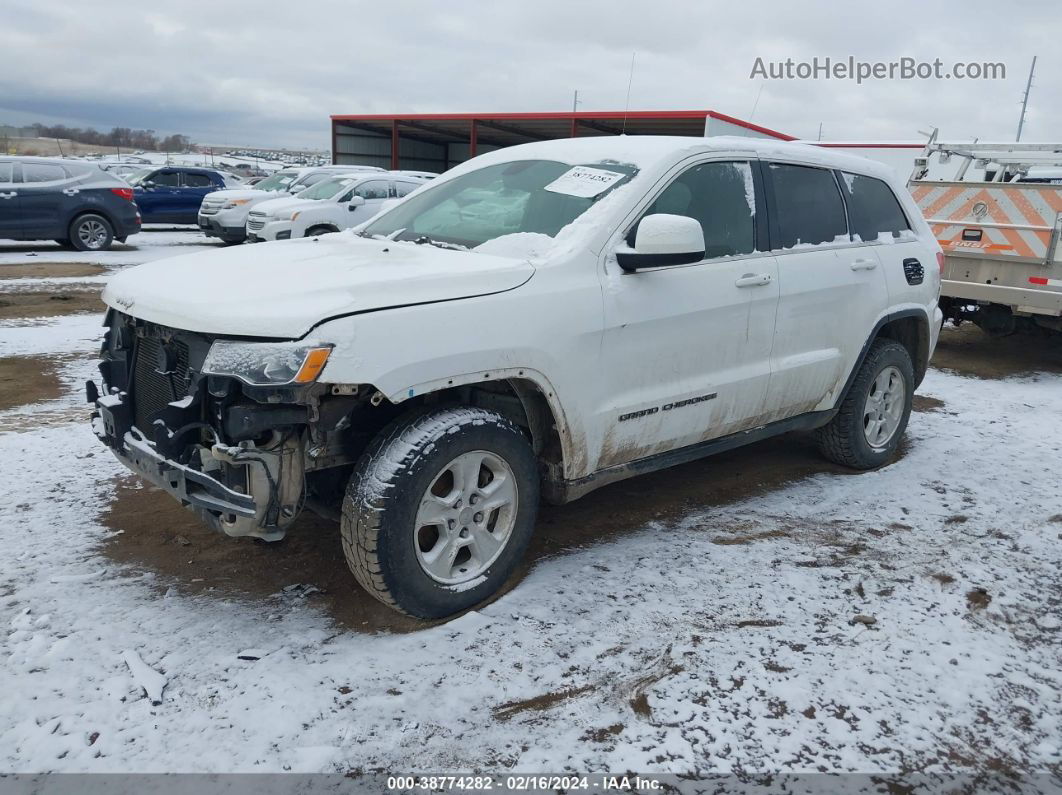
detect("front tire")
[342,407,539,619]
[816,339,914,469]
[69,214,114,251]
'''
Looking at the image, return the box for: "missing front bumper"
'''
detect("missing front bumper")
[91,392,299,542]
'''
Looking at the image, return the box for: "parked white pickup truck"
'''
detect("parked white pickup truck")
[245,172,432,242]
[90,136,941,618]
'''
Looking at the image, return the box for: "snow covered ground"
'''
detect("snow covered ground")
[0,226,220,271]
[0,304,1060,777]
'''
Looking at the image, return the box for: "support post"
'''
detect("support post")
[391,120,399,169]
[469,119,478,158]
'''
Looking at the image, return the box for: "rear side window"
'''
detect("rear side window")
[840,172,910,241]
[768,163,847,248]
[22,163,67,183]
[639,161,756,259]
[183,172,214,187]
[152,171,181,187]
[0,163,12,183]
[394,181,421,198]
[354,180,391,200]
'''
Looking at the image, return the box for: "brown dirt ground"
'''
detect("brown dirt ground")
[0,262,105,279]
[0,289,104,319]
[933,324,1062,379]
[0,355,64,411]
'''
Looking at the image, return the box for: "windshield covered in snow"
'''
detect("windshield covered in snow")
[254,171,299,191]
[362,159,637,248]
[296,176,355,201]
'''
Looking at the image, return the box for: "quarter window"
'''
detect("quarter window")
[768,163,848,248]
[840,172,910,241]
[638,161,756,259]
[22,163,67,183]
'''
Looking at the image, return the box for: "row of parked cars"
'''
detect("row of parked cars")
[198,166,434,244]
[0,156,435,250]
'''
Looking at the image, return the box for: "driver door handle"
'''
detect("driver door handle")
[62,188,80,196]
[850,258,878,271]
[735,273,773,288]
[0,191,16,199]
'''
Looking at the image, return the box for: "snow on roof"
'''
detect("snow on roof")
[455,135,898,183]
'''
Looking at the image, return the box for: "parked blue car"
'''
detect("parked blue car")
[125,167,233,224]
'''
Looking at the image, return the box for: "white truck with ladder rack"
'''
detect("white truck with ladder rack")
[909,137,1062,334]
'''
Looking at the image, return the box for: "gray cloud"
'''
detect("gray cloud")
[0,0,1055,148]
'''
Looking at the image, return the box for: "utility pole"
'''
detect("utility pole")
[1016,55,1037,142]
[817,122,823,141]
[572,90,580,113]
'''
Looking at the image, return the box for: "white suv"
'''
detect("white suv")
[198,165,384,244]
[245,172,432,242]
[91,136,942,619]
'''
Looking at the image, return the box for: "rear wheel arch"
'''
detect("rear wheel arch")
[837,310,931,406]
[875,311,931,387]
[305,224,340,237]
[68,211,115,251]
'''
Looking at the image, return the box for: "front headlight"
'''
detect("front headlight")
[203,341,332,386]
[221,199,251,210]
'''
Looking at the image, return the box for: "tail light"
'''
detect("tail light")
[936,251,945,275]
[110,187,134,201]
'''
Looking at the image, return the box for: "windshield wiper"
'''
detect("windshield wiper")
[412,235,468,251]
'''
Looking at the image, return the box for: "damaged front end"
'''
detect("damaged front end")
[88,310,359,541]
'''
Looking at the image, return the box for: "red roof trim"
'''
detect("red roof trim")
[812,142,925,149]
[705,111,794,141]
[330,110,793,140]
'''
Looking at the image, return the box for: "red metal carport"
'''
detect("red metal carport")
[330,110,793,172]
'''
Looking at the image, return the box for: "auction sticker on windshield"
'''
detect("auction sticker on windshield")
[543,166,626,198]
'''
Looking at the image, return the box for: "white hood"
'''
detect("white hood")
[251,196,318,218]
[203,188,268,202]
[102,233,535,338]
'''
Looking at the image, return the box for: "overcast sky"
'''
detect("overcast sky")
[1,0,1056,149]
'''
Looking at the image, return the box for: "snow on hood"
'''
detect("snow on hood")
[102,232,535,338]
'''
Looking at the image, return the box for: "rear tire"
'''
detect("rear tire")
[305,226,336,238]
[69,214,114,251]
[816,339,914,470]
[341,407,539,619]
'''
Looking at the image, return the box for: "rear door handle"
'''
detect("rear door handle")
[735,273,773,288]
[850,258,878,271]
[0,191,16,199]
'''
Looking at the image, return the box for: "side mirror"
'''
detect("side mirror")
[616,214,705,272]
[347,195,366,210]
[143,180,156,189]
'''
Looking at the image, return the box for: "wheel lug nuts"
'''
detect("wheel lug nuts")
[474,512,483,523]
[469,495,478,505]
[459,528,469,538]
[447,519,455,529]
